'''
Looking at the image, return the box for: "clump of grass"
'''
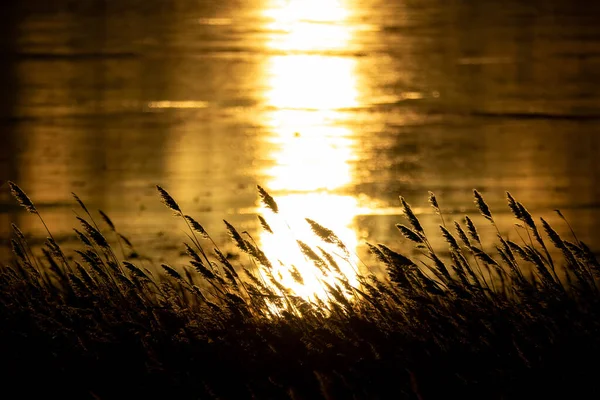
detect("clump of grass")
[1,183,600,399]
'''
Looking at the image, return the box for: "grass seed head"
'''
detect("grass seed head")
[156,185,182,215]
[257,185,279,213]
[8,181,37,214]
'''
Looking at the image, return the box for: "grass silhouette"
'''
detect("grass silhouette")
[2,182,600,399]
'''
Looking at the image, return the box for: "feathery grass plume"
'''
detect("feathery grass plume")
[243,239,274,270]
[358,277,381,301]
[496,245,515,271]
[221,265,238,287]
[74,229,93,247]
[428,191,440,212]
[541,218,564,250]
[523,245,556,286]
[399,196,424,234]
[464,216,481,245]
[454,251,483,289]
[564,241,586,262]
[290,266,304,285]
[257,215,273,234]
[506,192,523,220]
[75,262,96,288]
[269,276,290,295]
[396,224,424,244]
[430,252,452,282]
[430,191,447,228]
[75,249,103,269]
[191,260,216,281]
[98,210,116,231]
[323,282,352,310]
[318,247,342,274]
[77,217,110,249]
[224,220,247,252]
[306,218,345,248]
[454,221,471,247]
[517,203,536,231]
[257,185,278,213]
[162,264,182,280]
[7,185,70,268]
[297,240,328,271]
[496,234,521,273]
[210,266,228,287]
[243,267,265,289]
[156,185,182,215]
[45,237,63,258]
[335,276,354,295]
[72,192,90,214]
[470,246,502,272]
[560,245,590,287]
[516,203,555,272]
[122,261,151,281]
[7,181,37,214]
[118,233,133,249]
[184,215,210,238]
[214,248,239,278]
[11,223,25,240]
[507,241,533,263]
[440,226,460,253]
[11,238,26,261]
[497,234,517,263]
[449,252,471,288]
[473,189,492,221]
[366,242,388,265]
[184,243,203,264]
[209,266,227,286]
[377,244,416,288]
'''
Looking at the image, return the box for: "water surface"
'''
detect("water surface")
[1,0,599,280]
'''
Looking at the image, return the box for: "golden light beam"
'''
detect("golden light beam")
[257,0,363,302]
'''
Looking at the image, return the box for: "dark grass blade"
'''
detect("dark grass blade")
[257,185,279,213]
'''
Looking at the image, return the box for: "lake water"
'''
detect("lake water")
[1,0,600,278]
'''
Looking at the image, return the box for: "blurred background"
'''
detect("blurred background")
[1,0,599,269]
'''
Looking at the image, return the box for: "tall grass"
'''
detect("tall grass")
[1,182,600,399]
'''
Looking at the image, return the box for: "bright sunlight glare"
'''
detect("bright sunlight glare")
[259,194,360,301]
[257,0,363,304]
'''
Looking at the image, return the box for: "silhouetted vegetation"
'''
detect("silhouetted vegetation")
[2,181,600,399]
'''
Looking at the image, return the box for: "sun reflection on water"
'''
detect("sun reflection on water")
[257,0,363,302]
